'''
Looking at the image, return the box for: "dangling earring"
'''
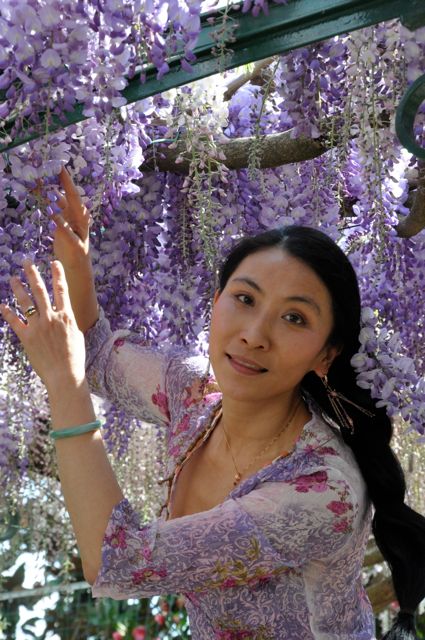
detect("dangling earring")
[321,375,374,434]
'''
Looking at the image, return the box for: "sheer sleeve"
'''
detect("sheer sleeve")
[91,466,364,599]
[84,306,200,427]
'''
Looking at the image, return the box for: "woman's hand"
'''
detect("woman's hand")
[48,167,99,334]
[51,167,92,270]
[0,259,86,392]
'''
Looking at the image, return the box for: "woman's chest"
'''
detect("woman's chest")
[168,444,233,519]
[167,433,279,520]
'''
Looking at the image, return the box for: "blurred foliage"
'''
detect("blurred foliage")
[19,593,190,640]
[0,549,190,639]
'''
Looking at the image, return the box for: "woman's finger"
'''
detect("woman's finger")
[0,303,27,338]
[51,260,72,314]
[9,276,36,319]
[59,166,84,209]
[21,260,52,316]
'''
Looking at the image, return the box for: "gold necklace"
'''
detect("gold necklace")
[220,398,302,486]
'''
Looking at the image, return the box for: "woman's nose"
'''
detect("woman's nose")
[239,316,271,349]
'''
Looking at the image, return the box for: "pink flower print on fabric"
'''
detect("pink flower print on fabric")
[105,525,127,550]
[113,337,126,351]
[326,500,354,533]
[174,413,191,435]
[169,443,182,457]
[304,445,338,456]
[140,541,153,562]
[131,566,167,585]
[220,576,239,589]
[290,470,328,493]
[326,500,353,516]
[333,518,352,533]
[247,572,273,589]
[183,379,208,408]
[316,446,338,456]
[152,384,170,421]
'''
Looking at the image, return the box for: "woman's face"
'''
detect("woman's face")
[208,248,340,405]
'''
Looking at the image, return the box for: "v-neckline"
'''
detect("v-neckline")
[159,400,223,520]
[159,397,314,521]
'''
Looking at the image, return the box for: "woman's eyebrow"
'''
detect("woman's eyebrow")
[231,276,322,315]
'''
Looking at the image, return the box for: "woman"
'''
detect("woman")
[1,167,424,639]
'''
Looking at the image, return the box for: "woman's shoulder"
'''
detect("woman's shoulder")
[163,349,221,461]
[165,348,220,405]
[233,393,368,506]
[292,403,371,511]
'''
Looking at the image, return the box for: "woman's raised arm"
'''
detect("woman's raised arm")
[0,260,123,584]
[52,167,173,427]
[48,378,124,585]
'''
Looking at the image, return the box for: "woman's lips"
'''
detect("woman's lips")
[226,354,267,376]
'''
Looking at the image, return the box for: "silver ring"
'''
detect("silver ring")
[24,305,38,319]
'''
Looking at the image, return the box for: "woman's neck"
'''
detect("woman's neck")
[216,392,309,458]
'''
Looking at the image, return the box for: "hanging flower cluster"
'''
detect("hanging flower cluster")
[0,0,290,151]
[0,10,425,564]
[0,0,203,143]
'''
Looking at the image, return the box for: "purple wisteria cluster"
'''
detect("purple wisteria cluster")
[342,24,425,435]
[0,12,425,559]
[275,38,349,139]
[0,0,203,144]
[0,0,290,150]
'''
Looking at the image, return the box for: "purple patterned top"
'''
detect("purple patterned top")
[85,307,376,640]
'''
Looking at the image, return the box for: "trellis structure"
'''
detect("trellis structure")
[1,0,425,155]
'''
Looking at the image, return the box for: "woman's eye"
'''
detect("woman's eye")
[235,294,253,305]
[283,313,305,325]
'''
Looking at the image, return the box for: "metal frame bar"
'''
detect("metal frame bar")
[396,74,425,159]
[1,0,425,152]
[0,581,89,602]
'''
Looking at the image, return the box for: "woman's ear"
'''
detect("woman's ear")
[212,289,221,306]
[314,344,342,378]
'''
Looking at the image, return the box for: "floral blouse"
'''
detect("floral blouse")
[85,307,376,640]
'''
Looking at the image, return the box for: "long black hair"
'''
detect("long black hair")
[217,225,425,639]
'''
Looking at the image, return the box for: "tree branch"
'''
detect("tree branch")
[142,129,329,174]
[396,166,425,238]
[223,57,276,101]
[143,102,424,237]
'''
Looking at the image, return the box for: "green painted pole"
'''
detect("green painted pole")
[1,0,425,153]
